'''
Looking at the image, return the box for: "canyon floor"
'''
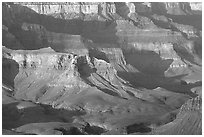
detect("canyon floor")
[2,2,202,135]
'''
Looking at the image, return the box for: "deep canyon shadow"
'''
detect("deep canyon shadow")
[118,49,200,97]
[126,123,151,134]
[123,49,173,76]
[2,58,19,88]
[117,71,200,97]
[76,56,122,98]
[2,3,118,51]
[150,2,202,30]
[2,102,86,130]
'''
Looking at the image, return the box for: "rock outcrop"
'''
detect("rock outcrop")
[151,96,202,135]
[2,2,202,135]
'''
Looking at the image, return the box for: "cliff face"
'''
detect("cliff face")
[151,96,202,135]
[14,2,116,20]
[3,47,88,100]
[189,2,202,11]
[2,2,202,135]
[3,2,201,52]
[14,2,202,17]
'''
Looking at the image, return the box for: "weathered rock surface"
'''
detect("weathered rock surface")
[150,96,202,135]
[2,2,202,135]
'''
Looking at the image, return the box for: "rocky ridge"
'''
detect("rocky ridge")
[2,2,202,135]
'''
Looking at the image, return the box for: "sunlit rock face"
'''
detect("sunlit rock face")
[163,2,190,15]
[3,47,88,100]
[15,2,99,14]
[151,2,202,15]
[14,2,117,20]
[189,2,202,11]
[2,2,202,135]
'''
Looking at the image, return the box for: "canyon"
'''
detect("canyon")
[2,2,202,135]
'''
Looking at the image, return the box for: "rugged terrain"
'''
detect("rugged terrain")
[2,2,202,135]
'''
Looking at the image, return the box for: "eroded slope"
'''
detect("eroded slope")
[2,2,202,135]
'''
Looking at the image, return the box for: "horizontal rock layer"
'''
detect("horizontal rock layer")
[2,2,202,135]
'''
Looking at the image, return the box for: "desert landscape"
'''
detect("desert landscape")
[2,2,202,135]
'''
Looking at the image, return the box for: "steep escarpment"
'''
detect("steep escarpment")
[2,45,198,133]
[3,2,201,65]
[14,2,117,20]
[3,2,201,49]
[150,96,202,135]
[3,2,119,51]
[2,2,202,135]
[3,47,88,102]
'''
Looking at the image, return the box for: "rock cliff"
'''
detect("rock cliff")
[151,96,202,135]
[2,2,202,135]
